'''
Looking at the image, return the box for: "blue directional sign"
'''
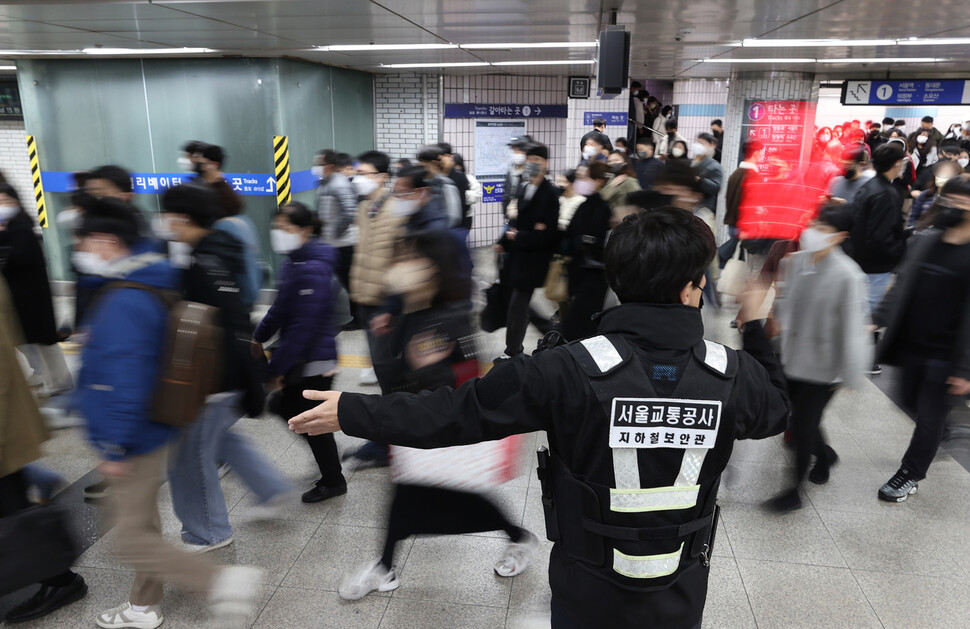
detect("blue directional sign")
[481,180,505,204]
[40,170,320,196]
[583,111,628,126]
[445,103,567,118]
[842,80,970,106]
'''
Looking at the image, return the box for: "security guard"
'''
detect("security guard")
[290,207,791,629]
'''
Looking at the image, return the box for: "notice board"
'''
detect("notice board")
[475,120,526,179]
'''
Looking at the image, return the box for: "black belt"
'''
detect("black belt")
[581,511,715,542]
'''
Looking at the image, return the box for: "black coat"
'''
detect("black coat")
[848,174,907,274]
[634,156,662,190]
[0,212,58,345]
[565,192,611,273]
[580,129,613,155]
[499,178,560,291]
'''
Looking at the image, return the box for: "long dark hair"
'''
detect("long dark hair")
[403,230,471,305]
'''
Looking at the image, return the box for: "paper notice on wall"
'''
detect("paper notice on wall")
[475,119,526,179]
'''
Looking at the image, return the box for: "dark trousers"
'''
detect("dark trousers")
[336,246,357,322]
[897,353,959,479]
[562,269,608,342]
[380,484,523,569]
[788,379,837,487]
[505,288,534,356]
[551,595,702,629]
[281,375,345,488]
[0,471,76,587]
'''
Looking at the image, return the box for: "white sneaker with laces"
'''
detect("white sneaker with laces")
[339,559,400,600]
[208,565,264,629]
[495,530,539,577]
[178,536,234,554]
[96,602,163,629]
[358,368,379,385]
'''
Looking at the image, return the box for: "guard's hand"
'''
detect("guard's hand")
[289,390,342,436]
[506,229,518,240]
[947,377,970,397]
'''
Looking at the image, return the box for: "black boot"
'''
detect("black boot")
[301,481,348,504]
[4,573,87,624]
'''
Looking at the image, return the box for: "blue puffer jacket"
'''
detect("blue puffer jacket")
[254,239,338,377]
[78,252,179,461]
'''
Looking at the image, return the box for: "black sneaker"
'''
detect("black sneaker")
[765,489,803,513]
[83,479,109,500]
[4,574,87,623]
[878,468,919,502]
[302,482,348,504]
[808,448,839,485]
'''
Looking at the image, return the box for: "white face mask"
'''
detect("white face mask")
[270,228,303,254]
[799,227,837,253]
[353,175,379,197]
[0,205,19,221]
[393,198,421,217]
[572,179,596,197]
[311,165,325,179]
[582,146,597,160]
[152,215,178,241]
[168,241,193,269]
[917,135,929,145]
[72,251,110,276]
[671,147,686,158]
[959,158,969,169]
[57,208,82,230]
[691,142,708,157]
[177,156,194,172]
[936,176,953,189]
[510,152,526,166]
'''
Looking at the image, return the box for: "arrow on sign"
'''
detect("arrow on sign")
[266,177,276,193]
[534,106,542,116]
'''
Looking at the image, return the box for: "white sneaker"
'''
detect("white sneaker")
[208,566,264,629]
[246,490,299,520]
[358,368,379,385]
[494,530,539,577]
[178,537,234,554]
[339,559,400,600]
[96,602,163,629]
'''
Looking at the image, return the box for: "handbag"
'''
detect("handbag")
[543,256,570,303]
[480,255,509,333]
[0,504,81,596]
[717,242,748,297]
[389,436,525,493]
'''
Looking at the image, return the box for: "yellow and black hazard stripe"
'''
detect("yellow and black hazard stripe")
[26,135,48,227]
[273,135,291,207]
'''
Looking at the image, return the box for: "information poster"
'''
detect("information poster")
[475,119,526,179]
[739,100,814,171]
[0,82,23,120]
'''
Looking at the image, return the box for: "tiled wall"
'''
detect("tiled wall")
[375,72,440,161]
[0,119,35,221]
[643,80,674,109]
[672,79,729,152]
[442,75,568,247]
[568,87,629,165]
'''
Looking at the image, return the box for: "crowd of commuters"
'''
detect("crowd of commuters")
[1,90,969,628]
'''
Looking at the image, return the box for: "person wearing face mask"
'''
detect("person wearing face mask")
[255,202,346,503]
[657,118,686,160]
[847,143,909,376]
[179,140,205,174]
[828,145,871,203]
[910,160,963,229]
[871,174,970,503]
[633,138,662,190]
[667,139,689,163]
[580,137,608,166]
[0,184,72,400]
[556,169,586,232]
[580,117,613,159]
[721,139,764,267]
[959,149,970,172]
[691,133,723,220]
[452,153,482,208]
[866,122,887,154]
[907,115,944,149]
[628,82,646,144]
[764,204,872,513]
[910,130,939,177]
[562,162,612,341]
[495,142,560,358]
[417,145,463,229]
[160,183,294,553]
[502,135,532,214]
[601,151,642,212]
[315,149,360,311]
[913,141,961,194]
[69,198,265,629]
[880,117,895,139]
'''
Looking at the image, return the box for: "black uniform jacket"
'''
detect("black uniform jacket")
[339,303,790,628]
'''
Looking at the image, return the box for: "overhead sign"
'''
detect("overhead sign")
[739,100,815,170]
[481,180,505,204]
[445,103,567,118]
[583,111,628,126]
[842,80,970,106]
[39,171,319,196]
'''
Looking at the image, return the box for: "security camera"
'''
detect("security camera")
[674,34,684,42]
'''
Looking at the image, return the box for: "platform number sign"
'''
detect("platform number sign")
[876,84,894,101]
[747,102,766,122]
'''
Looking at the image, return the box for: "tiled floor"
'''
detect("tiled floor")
[4,258,970,628]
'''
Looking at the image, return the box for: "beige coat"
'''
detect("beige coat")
[350,193,410,307]
[599,175,642,211]
[0,276,49,477]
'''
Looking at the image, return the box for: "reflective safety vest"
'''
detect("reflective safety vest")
[537,334,738,590]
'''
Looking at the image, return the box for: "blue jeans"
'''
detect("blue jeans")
[866,272,892,313]
[169,391,293,545]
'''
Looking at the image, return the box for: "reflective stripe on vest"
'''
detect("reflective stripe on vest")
[613,543,684,579]
[580,336,624,373]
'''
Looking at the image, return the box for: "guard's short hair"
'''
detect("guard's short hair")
[605,207,716,304]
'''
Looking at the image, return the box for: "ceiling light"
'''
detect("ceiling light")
[699,58,815,63]
[316,44,458,52]
[817,57,944,63]
[742,38,895,47]
[380,62,489,68]
[493,59,597,66]
[897,37,970,46]
[82,47,212,55]
[0,65,15,70]
[461,42,598,49]
[0,49,81,55]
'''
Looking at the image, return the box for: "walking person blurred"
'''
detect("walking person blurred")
[255,202,346,504]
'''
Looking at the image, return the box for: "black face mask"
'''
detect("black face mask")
[934,204,969,229]
[193,162,205,176]
[608,162,625,175]
[843,167,858,179]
